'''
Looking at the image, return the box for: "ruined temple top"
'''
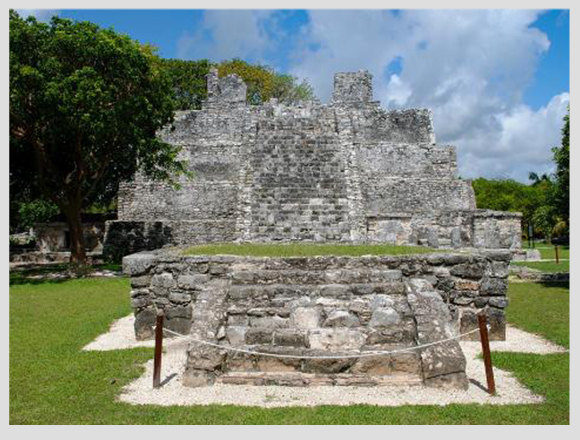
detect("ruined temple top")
[206,68,378,107]
[332,70,375,104]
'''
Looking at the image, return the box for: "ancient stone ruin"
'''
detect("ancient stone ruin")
[124,248,511,389]
[104,69,521,257]
[119,69,520,390]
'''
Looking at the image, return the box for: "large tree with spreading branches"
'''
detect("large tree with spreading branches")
[9,11,188,267]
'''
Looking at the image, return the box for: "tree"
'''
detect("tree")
[472,177,553,239]
[9,11,187,267]
[161,58,212,110]
[217,58,316,105]
[550,107,570,230]
[161,58,316,109]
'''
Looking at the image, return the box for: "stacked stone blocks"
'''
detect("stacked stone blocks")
[124,248,511,389]
[104,69,521,254]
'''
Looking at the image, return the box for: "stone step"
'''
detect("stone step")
[217,371,423,386]
[228,282,406,299]
[230,268,403,285]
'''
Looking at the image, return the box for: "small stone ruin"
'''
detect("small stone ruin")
[119,69,519,390]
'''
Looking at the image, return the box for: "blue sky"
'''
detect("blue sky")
[22,9,570,181]
[57,9,568,112]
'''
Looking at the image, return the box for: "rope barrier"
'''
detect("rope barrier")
[155,312,489,360]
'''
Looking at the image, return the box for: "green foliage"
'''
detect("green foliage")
[158,58,316,110]
[472,177,553,238]
[550,107,569,230]
[161,58,212,110]
[9,10,189,262]
[17,199,60,230]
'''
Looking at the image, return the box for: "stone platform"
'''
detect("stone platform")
[123,247,511,390]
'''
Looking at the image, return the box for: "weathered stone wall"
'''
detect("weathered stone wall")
[35,221,105,252]
[124,248,511,388]
[106,69,522,256]
[367,210,522,249]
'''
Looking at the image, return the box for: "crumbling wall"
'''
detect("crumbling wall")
[123,249,511,388]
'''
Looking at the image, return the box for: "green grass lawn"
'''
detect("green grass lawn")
[183,242,437,257]
[514,244,569,273]
[524,244,570,260]
[512,261,570,273]
[10,274,569,424]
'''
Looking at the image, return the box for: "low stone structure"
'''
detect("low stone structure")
[124,248,510,389]
[104,69,521,255]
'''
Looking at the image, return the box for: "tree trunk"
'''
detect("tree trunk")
[64,201,87,271]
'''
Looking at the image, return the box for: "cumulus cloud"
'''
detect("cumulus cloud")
[178,10,569,182]
[177,10,276,63]
[16,9,58,22]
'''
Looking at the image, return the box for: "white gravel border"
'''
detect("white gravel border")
[84,315,566,408]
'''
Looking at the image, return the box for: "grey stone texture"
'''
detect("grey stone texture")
[103,70,521,254]
[124,248,511,389]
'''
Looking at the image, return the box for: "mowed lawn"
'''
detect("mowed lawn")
[9,273,569,424]
[182,242,437,257]
[513,245,570,273]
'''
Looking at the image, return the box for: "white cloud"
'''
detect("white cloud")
[177,10,275,62]
[16,9,58,22]
[178,10,568,182]
[457,92,569,181]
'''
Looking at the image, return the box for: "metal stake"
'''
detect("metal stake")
[478,313,496,395]
[153,310,164,388]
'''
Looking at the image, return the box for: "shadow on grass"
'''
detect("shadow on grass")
[538,281,570,290]
[9,263,123,286]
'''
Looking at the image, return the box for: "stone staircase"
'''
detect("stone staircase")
[246,117,352,241]
[210,262,423,386]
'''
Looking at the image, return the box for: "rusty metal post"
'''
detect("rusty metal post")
[478,313,496,395]
[153,310,164,388]
[555,245,560,264]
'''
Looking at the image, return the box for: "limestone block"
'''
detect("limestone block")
[480,277,508,296]
[308,328,366,351]
[134,307,156,340]
[187,344,226,371]
[226,326,247,346]
[369,307,402,327]
[272,329,309,347]
[370,294,395,309]
[131,296,152,309]
[245,328,273,345]
[488,297,509,308]
[450,264,484,280]
[177,274,210,289]
[165,305,192,320]
[151,272,176,289]
[323,310,360,327]
[166,317,191,336]
[130,275,151,288]
[249,315,289,329]
[168,292,192,304]
[291,307,321,329]
[123,253,156,276]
